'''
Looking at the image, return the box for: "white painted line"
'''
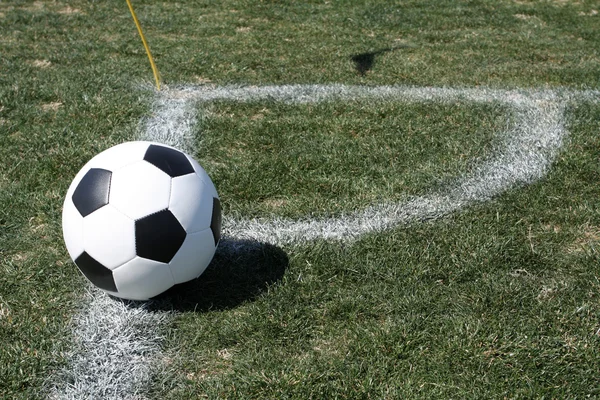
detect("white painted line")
[48,288,170,400]
[147,85,594,244]
[51,84,597,399]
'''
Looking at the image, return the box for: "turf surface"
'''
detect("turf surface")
[0,0,599,398]
[199,99,504,218]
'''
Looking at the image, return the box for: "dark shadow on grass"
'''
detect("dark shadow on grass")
[351,45,413,75]
[143,238,288,312]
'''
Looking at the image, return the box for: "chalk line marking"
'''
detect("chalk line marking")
[50,84,597,399]
[151,84,596,244]
[48,288,170,400]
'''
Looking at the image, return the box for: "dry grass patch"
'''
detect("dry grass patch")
[193,76,213,84]
[311,331,350,359]
[57,6,82,15]
[17,1,45,12]
[549,0,583,5]
[41,102,63,112]
[537,280,569,301]
[10,252,30,265]
[183,349,234,383]
[514,13,534,20]
[566,224,600,254]
[262,197,290,211]
[30,59,51,68]
[0,301,10,321]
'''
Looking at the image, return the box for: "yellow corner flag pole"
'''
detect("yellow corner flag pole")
[125,0,161,90]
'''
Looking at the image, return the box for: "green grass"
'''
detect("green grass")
[0,0,599,398]
[154,101,600,398]
[198,100,505,218]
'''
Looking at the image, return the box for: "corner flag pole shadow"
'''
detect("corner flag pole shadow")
[140,238,289,312]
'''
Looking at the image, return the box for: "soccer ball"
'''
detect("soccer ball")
[62,141,221,300]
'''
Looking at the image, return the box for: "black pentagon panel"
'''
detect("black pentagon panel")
[135,209,187,263]
[211,197,221,246]
[143,144,194,177]
[72,168,112,217]
[74,251,118,292]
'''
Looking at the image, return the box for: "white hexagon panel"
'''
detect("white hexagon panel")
[84,141,150,172]
[168,228,218,284]
[109,160,172,220]
[82,205,136,270]
[169,173,216,234]
[61,197,85,260]
[187,155,219,199]
[112,257,175,301]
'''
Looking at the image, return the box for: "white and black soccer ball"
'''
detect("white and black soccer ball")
[62,141,221,300]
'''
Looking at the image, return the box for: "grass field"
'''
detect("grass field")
[1,0,599,398]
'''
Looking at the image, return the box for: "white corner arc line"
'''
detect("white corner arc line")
[50,84,596,400]
[146,84,593,245]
